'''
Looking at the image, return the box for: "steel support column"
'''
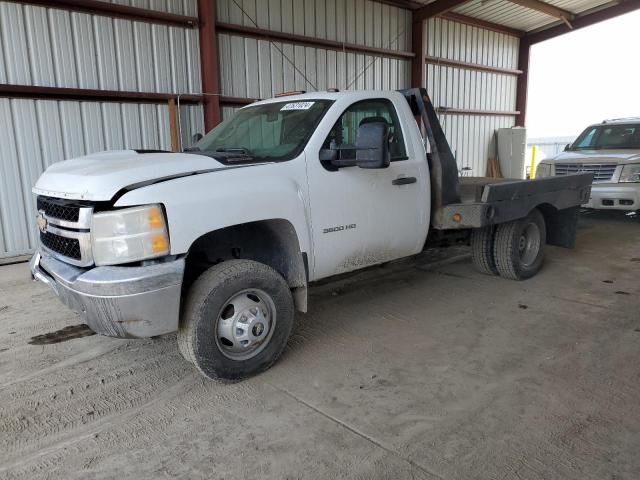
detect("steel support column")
[198,0,222,132]
[411,17,425,88]
[515,38,530,127]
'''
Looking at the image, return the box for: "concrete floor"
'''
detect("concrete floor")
[0,212,639,479]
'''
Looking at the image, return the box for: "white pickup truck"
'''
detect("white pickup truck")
[30,89,592,380]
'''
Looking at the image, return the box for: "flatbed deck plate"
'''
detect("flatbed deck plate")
[433,173,593,230]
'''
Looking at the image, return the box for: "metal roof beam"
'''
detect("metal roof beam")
[507,0,574,22]
[0,84,203,103]
[439,12,525,37]
[370,0,422,9]
[413,0,475,23]
[4,0,198,28]
[216,23,415,60]
[526,0,640,44]
[425,55,523,75]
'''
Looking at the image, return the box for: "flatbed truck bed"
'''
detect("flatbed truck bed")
[401,88,592,247]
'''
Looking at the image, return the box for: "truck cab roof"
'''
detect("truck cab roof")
[248,90,406,107]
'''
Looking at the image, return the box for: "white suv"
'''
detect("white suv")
[536,118,640,211]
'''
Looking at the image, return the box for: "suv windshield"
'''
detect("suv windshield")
[192,100,333,161]
[570,124,640,150]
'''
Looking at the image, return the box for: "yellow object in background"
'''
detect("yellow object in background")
[530,145,537,179]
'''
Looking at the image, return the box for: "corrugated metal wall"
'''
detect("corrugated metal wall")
[527,136,577,158]
[216,0,412,102]
[102,0,197,16]
[424,18,519,176]
[221,105,240,121]
[0,0,203,259]
[0,1,201,92]
[0,0,522,259]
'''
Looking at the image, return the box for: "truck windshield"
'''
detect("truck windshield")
[570,124,640,150]
[192,100,334,161]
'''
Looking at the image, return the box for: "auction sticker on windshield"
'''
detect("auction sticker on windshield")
[281,102,315,111]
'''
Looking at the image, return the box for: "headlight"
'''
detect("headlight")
[536,162,552,178]
[619,164,640,183]
[91,204,170,266]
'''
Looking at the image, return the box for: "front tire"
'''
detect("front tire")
[178,260,294,381]
[493,209,546,280]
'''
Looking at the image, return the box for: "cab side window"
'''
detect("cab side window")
[322,99,408,163]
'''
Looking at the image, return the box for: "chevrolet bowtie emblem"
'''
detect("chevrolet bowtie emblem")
[36,211,48,233]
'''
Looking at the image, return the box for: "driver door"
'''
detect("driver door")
[306,98,428,280]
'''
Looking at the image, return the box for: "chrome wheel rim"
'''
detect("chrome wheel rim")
[518,223,541,267]
[215,289,276,360]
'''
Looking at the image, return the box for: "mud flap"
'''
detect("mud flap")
[544,206,580,248]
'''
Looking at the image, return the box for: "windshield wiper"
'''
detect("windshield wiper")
[216,147,255,155]
[188,146,269,164]
[183,146,201,152]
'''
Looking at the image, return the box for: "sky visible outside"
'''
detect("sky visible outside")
[526,9,640,139]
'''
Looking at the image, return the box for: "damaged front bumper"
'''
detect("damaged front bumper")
[30,252,184,338]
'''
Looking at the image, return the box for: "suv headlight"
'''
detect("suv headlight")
[91,204,170,266]
[619,164,640,183]
[536,162,552,178]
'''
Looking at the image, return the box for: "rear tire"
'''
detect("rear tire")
[470,226,498,275]
[178,260,294,381]
[493,209,546,280]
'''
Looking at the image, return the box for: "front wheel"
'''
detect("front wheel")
[178,260,294,381]
[493,209,546,280]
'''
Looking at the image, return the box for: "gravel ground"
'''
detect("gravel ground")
[0,211,638,479]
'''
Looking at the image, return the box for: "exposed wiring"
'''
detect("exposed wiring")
[176,4,412,148]
[345,26,407,90]
[230,0,318,91]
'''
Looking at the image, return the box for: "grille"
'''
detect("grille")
[36,196,80,222]
[554,163,617,182]
[40,231,81,260]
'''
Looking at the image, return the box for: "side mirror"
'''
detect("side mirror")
[320,141,357,168]
[319,148,338,162]
[355,122,390,169]
[564,143,571,151]
[192,133,203,144]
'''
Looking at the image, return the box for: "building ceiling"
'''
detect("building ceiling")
[384,0,636,37]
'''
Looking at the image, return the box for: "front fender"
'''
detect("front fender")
[113,161,312,256]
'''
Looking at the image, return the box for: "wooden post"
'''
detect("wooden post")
[168,98,180,152]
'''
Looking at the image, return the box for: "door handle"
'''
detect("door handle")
[392,176,417,186]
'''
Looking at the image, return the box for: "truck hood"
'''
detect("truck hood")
[549,150,640,164]
[32,150,237,201]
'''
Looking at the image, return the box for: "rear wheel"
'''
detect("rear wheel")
[470,226,498,275]
[493,209,546,280]
[178,260,294,381]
